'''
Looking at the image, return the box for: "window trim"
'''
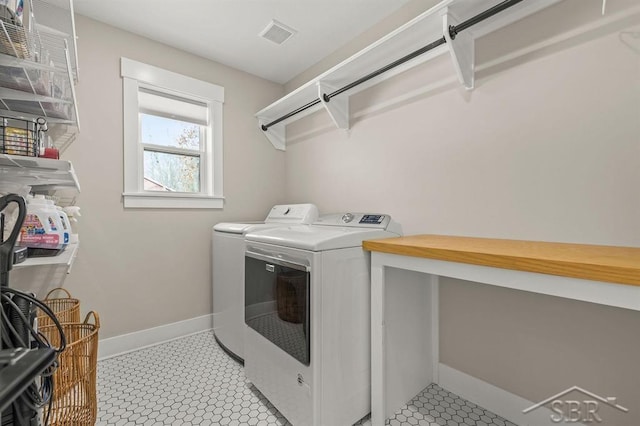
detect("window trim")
[121,57,224,209]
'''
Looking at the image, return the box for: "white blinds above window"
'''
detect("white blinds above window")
[138,87,208,126]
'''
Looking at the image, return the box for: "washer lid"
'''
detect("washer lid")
[245,225,401,251]
[213,222,263,234]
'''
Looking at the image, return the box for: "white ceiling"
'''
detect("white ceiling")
[73,0,415,84]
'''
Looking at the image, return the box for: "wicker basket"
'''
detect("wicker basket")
[40,311,100,426]
[37,288,81,328]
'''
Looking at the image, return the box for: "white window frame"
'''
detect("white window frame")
[121,57,224,208]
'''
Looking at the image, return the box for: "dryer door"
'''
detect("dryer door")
[245,251,310,366]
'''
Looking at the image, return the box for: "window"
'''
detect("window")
[121,58,224,208]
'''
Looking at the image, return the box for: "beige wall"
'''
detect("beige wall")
[283,0,640,424]
[57,16,285,338]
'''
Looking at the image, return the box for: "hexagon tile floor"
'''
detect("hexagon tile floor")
[96,330,516,426]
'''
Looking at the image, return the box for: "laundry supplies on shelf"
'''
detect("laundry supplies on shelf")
[17,194,67,254]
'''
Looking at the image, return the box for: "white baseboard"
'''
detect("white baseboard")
[98,314,213,360]
[438,363,583,426]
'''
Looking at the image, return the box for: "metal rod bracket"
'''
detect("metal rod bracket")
[318,82,349,130]
[444,11,475,90]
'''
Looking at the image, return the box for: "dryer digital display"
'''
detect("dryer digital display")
[359,214,384,224]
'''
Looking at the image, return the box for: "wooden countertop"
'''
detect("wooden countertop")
[363,235,640,286]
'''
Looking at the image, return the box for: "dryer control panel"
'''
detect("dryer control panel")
[359,214,385,225]
[315,213,392,229]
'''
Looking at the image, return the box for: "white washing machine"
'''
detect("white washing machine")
[212,204,318,361]
[243,213,402,425]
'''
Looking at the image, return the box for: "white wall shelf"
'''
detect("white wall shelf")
[14,241,79,273]
[2,154,81,275]
[0,153,80,193]
[256,0,563,150]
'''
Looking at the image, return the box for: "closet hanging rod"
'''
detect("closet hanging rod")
[261,0,523,132]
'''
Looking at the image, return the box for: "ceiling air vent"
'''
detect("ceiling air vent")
[259,19,297,45]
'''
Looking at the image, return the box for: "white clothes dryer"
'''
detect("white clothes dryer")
[212,204,318,361]
[243,213,402,425]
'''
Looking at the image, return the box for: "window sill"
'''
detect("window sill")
[123,192,224,209]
